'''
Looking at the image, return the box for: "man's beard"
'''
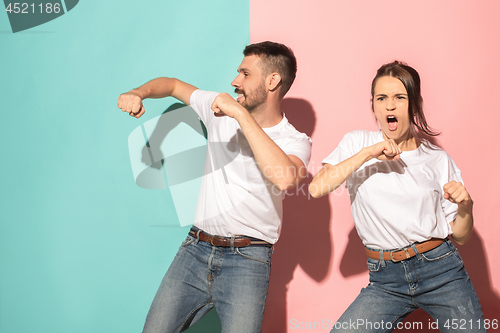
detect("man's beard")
[235,82,267,112]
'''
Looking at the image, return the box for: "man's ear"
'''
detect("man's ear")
[267,72,282,92]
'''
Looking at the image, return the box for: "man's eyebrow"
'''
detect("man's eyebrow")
[238,67,250,73]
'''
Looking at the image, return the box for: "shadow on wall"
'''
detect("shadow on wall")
[340,228,499,332]
[262,98,333,332]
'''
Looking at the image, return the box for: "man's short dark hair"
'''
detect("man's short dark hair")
[243,41,297,98]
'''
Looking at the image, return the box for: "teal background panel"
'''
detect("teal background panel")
[0,0,249,332]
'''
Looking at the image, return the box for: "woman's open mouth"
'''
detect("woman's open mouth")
[387,115,398,131]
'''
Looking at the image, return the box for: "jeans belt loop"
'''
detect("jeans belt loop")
[379,250,386,267]
[411,243,422,260]
[195,230,201,244]
[230,237,235,252]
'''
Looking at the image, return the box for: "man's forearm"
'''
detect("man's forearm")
[129,77,178,99]
[118,78,197,118]
[236,112,306,191]
[129,77,197,106]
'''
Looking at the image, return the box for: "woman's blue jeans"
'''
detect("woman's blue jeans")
[331,239,486,332]
[142,231,273,333]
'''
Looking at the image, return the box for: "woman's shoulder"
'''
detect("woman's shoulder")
[342,129,382,140]
[341,130,384,147]
[419,140,448,156]
[417,140,459,165]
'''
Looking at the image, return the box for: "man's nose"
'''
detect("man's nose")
[231,75,240,88]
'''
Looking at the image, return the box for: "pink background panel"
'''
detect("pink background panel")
[250,1,500,332]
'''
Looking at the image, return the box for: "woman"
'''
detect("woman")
[310,61,486,332]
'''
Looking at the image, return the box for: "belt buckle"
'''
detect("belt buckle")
[390,248,411,262]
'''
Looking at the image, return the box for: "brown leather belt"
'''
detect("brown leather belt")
[365,238,444,262]
[189,229,271,248]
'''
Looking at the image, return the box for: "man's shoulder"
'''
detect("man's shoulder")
[190,89,220,105]
[277,115,312,141]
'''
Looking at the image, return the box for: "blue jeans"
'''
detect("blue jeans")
[331,239,486,333]
[142,229,273,333]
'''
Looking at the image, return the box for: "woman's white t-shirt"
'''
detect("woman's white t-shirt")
[323,130,461,250]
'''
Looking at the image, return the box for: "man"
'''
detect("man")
[118,41,312,332]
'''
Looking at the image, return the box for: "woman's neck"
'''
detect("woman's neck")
[382,130,420,151]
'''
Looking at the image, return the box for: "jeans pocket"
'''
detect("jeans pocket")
[421,241,454,261]
[451,246,465,267]
[235,247,271,265]
[180,235,195,247]
[367,258,381,272]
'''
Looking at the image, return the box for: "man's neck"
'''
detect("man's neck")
[251,100,283,128]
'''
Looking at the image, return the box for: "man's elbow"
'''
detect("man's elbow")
[273,164,308,192]
[274,176,299,192]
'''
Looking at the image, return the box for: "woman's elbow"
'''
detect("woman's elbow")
[452,235,471,246]
[308,181,326,198]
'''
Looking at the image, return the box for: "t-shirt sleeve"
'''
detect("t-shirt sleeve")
[322,131,360,166]
[189,89,220,126]
[441,155,464,223]
[282,135,312,168]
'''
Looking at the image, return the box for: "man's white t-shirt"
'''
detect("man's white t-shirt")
[189,89,312,244]
[322,130,461,250]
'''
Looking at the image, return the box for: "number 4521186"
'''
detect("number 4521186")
[5,3,61,14]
